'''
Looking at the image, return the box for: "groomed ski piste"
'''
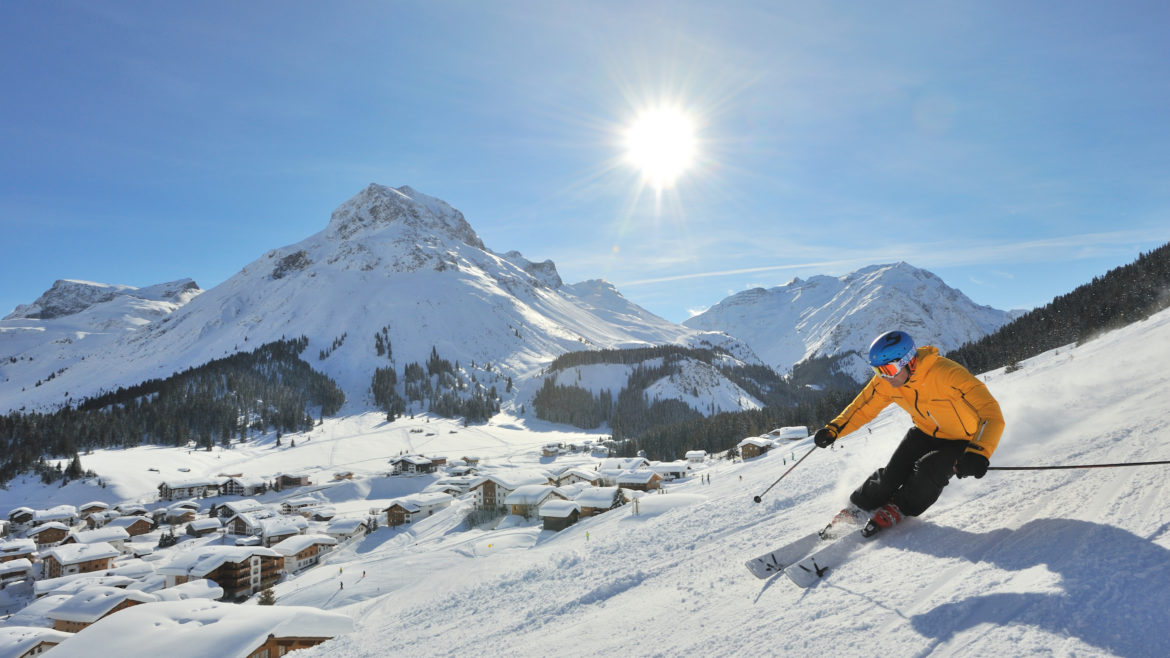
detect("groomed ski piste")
[4,306,1170,657]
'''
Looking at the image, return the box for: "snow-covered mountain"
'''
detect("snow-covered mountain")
[0,184,754,415]
[684,262,1020,381]
[0,279,201,402]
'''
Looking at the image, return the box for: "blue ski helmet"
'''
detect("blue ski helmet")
[868,330,915,367]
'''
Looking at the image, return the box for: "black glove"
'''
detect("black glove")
[813,427,837,449]
[955,451,989,479]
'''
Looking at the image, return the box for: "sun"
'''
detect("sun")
[623,106,697,190]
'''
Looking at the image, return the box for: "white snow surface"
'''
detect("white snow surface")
[2,307,1168,656]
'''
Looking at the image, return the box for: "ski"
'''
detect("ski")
[745,531,822,579]
[783,518,898,588]
[744,513,865,579]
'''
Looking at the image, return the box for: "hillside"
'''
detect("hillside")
[11,305,1169,656]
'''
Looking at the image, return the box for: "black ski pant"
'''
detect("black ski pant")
[849,427,969,517]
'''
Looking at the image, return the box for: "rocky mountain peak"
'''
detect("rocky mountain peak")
[326,183,485,250]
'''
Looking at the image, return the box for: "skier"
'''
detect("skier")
[812,330,1004,536]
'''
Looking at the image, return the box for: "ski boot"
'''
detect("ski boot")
[861,503,902,538]
[819,504,867,539]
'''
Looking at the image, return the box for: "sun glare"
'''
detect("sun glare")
[624,106,697,190]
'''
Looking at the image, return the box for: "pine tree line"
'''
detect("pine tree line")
[948,241,1170,374]
[0,337,345,484]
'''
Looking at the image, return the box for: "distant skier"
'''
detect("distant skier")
[812,330,1005,536]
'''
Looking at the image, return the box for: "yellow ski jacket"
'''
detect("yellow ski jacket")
[827,346,1005,459]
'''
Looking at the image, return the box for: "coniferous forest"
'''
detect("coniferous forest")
[0,337,344,484]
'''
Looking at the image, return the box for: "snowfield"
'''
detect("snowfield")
[3,307,1170,657]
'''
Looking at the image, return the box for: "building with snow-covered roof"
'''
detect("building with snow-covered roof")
[280,496,321,515]
[78,501,109,518]
[46,599,353,658]
[573,486,626,517]
[651,461,692,481]
[42,542,120,580]
[1,537,37,562]
[63,526,130,551]
[274,472,311,491]
[0,626,72,658]
[616,470,664,491]
[186,517,222,538]
[0,557,32,587]
[768,426,809,441]
[390,454,436,474]
[383,492,453,527]
[7,506,34,527]
[216,498,269,519]
[32,505,78,527]
[737,436,774,459]
[104,515,153,537]
[684,450,708,462]
[157,546,282,600]
[538,499,581,531]
[469,473,550,512]
[324,518,368,542]
[504,485,567,519]
[34,574,137,599]
[46,585,158,633]
[158,477,223,501]
[220,475,267,497]
[258,516,308,547]
[271,534,338,574]
[27,522,71,549]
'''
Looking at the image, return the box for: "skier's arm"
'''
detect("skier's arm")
[826,378,892,439]
[949,368,1005,459]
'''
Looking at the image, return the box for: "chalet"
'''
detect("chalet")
[311,507,337,522]
[469,474,549,512]
[32,505,78,527]
[217,498,270,519]
[158,546,284,600]
[114,503,148,516]
[41,599,353,657]
[78,501,109,518]
[0,537,37,563]
[27,522,71,549]
[0,627,72,657]
[650,461,691,481]
[158,477,222,501]
[503,485,567,519]
[85,510,121,529]
[42,542,120,580]
[164,508,197,525]
[0,557,32,587]
[597,457,652,486]
[271,534,338,574]
[105,516,153,537]
[538,500,581,531]
[62,526,130,552]
[737,436,773,459]
[274,473,311,491]
[221,475,268,497]
[768,426,810,441]
[684,450,708,463]
[46,586,157,633]
[573,487,626,517]
[541,444,560,457]
[389,455,436,474]
[186,518,223,538]
[7,507,35,527]
[383,492,453,527]
[259,517,307,548]
[556,469,602,487]
[324,518,368,543]
[281,497,321,516]
[34,574,137,600]
[616,470,664,492]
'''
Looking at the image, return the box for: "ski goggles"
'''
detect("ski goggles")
[873,350,916,379]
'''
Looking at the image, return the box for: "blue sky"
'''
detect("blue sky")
[2,2,1169,324]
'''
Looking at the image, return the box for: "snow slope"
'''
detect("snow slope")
[279,306,1167,657]
[4,306,1164,656]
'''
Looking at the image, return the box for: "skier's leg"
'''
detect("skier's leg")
[849,428,932,511]
[891,439,968,516]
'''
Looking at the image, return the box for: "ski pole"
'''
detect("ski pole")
[988,459,1170,471]
[753,445,817,504]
